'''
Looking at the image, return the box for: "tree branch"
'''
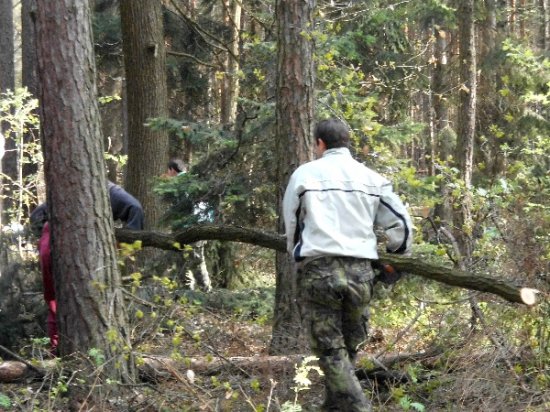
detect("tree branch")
[115,226,540,305]
[166,50,219,68]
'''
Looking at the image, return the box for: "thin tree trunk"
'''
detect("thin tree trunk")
[271,0,316,355]
[0,0,15,227]
[21,0,41,207]
[98,73,124,182]
[431,21,454,228]
[456,0,480,328]
[540,0,550,50]
[519,0,527,38]
[455,0,477,264]
[427,38,436,178]
[509,0,518,35]
[479,0,506,177]
[21,0,38,98]
[220,0,242,125]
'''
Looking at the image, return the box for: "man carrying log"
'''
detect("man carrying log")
[283,118,413,412]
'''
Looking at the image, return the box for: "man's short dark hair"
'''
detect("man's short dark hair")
[168,159,186,173]
[314,118,350,149]
[30,203,48,237]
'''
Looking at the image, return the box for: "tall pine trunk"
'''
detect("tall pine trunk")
[120,0,169,230]
[455,0,482,329]
[21,0,38,99]
[539,0,550,51]
[35,0,134,384]
[0,0,15,227]
[0,0,14,97]
[430,21,454,225]
[21,0,41,204]
[220,0,242,125]
[455,0,477,264]
[270,0,315,355]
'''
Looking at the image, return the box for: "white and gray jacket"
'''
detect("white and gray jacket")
[283,147,413,261]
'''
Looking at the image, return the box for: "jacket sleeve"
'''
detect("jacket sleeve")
[282,173,300,255]
[375,183,413,254]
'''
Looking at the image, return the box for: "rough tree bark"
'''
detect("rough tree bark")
[455,0,477,264]
[271,0,316,355]
[120,0,169,229]
[220,0,242,125]
[35,0,134,384]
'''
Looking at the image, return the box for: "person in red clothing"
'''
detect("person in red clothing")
[31,183,144,354]
[37,222,58,353]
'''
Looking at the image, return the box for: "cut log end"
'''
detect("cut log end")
[520,288,539,306]
[0,361,29,382]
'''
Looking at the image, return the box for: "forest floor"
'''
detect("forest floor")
[1,285,548,412]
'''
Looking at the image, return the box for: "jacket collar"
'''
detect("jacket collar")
[322,147,351,157]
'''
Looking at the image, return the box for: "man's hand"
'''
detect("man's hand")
[372,261,403,285]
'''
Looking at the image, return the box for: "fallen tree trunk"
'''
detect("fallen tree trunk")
[0,355,301,383]
[0,361,38,383]
[0,351,438,383]
[115,225,539,305]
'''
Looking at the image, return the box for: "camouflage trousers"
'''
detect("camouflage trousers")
[298,256,374,412]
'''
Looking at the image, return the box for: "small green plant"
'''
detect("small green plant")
[88,348,105,366]
[399,395,425,412]
[392,387,425,412]
[31,336,51,346]
[0,393,11,408]
[50,377,69,399]
[281,356,324,412]
[250,378,261,392]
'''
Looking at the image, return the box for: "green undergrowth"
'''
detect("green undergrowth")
[1,240,548,411]
[179,287,275,323]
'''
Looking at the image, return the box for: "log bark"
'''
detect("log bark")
[115,225,539,305]
[0,361,32,383]
[0,355,296,383]
[0,351,437,383]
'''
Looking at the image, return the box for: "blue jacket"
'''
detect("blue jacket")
[32,182,144,232]
[107,182,144,230]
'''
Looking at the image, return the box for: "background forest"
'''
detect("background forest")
[0,0,549,411]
